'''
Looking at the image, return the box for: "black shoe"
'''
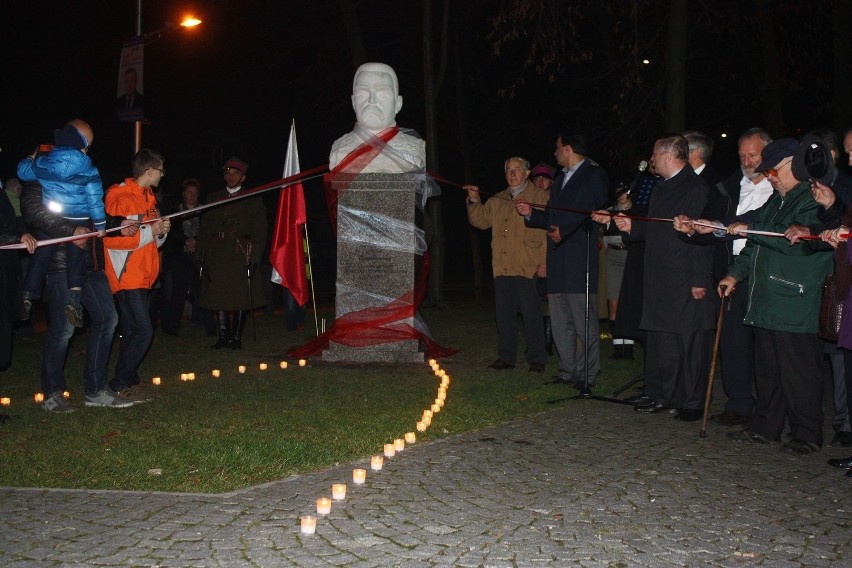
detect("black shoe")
[610,345,624,360]
[827,456,852,469]
[830,431,852,447]
[635,401,667,413]
[528,363,545,373]
[709,411,751,426]
[781,438,821,454]
[674,409,702,422]
[230,338,243,350]
[212,337,231,349]
[546,375,575,385]
[726,429,779,444]
[488,359,515,370]
[623,393,650,404]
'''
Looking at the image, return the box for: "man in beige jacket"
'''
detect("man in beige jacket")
[465,157,549,372]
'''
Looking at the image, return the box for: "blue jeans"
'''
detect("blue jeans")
[40,270,118,397]
[110,289,152,391]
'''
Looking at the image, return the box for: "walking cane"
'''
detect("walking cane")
[700,284,728,438]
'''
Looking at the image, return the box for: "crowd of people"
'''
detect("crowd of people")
[0,118,270,418]
[467,127,852,476]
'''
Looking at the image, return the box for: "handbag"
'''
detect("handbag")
[818,274,844,342]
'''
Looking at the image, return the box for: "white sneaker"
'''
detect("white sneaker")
[84,388,135,408]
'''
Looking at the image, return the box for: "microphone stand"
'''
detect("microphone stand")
[548,218,634,406]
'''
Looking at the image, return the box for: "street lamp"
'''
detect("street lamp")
[127,0,201,153]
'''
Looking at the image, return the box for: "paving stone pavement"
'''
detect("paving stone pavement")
[1,399,850,567]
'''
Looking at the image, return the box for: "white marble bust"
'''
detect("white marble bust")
[329,62,426,173]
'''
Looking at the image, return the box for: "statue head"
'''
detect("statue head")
[351,62,402,132]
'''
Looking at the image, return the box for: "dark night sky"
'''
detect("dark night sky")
[4,0,848,293]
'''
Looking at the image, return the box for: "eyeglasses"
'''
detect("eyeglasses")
[762,159,791,178]
[151,167,166,176]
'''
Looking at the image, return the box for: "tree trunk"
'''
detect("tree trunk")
[664,0,687,132]
[832,0,852,132]
[423,0,448,306]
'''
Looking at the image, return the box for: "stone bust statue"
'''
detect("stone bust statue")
[329,62,426,173]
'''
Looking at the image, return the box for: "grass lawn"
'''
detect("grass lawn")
[0,300,643,493]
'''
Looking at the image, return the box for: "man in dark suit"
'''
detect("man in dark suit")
[605,134,714,421]
[116,67,145,123]
[516,133,609,388]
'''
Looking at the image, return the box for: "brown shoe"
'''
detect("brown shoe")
[117,384,152,404]
[709,411,751,426]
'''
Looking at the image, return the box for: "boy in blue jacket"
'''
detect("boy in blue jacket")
[17,119,106,327]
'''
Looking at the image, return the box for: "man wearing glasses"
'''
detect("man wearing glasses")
[594,134,714,421]
[103,149,171,400]
[717,138,833,454]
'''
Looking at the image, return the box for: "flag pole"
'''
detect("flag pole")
[302,223,320,335]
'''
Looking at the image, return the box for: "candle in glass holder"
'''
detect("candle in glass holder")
[152,377,161,385]
[180,373,188,381]
[404,432,416,444]
[428,358,437,366]
[422,409,433,420]
[393,438,405,452]
[0,397,10,407]
[332,484,347,500]
[211,369,220,378]
[63,391,70,399]
[421,416,432,427]
[416,421,427,432]
[383,443,395,457]
[352,468,366,484]
[298,359,307,367]
[316,497,332,515]
[34,392,44,403]
[370,455,383,470]
[280,361,288,369]
[300,515,317,534]
[238,365,246,374]
[259,363,268,371]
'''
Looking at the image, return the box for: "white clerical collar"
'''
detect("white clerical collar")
[226,186,242,195]
[693,163,706,175]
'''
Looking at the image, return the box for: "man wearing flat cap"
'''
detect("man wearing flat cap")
[718,138,833,454]
[196,157,267,349]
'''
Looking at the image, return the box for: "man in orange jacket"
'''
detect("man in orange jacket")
[103,149,171,398]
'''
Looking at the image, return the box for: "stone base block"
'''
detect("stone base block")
[322,340,424,364]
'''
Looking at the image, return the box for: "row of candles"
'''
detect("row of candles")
[0,359,310,407]
[300,357,451,534]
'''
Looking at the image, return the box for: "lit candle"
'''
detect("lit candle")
[393,438,405,452]
[180,373,188,381]
[332,484,347,500]
[423,409,433,420]
[383,443,395,457]
[421,416,432,427]
[211,369,220,378]
[298,359,307,367]
[280,361,288,369]
[0,397,10,407]
[189,372,196,381]
[300,515,317,534]
[316,497,331,515]
[434,398,443,407]
[370,455,383,470]
[404,432,416,444]
[63,391,70,399]
[352,468,366,484]
[416,421,427,432]
[238,365,246,374]
[34,392,44,403]
[152,377,161,385]
[259,363,268,371]
[431,403,441,413]
[428,358,437,366]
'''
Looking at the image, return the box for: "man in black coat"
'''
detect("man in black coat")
[607,134,714,421]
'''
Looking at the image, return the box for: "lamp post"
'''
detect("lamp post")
[130,0,201,153]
